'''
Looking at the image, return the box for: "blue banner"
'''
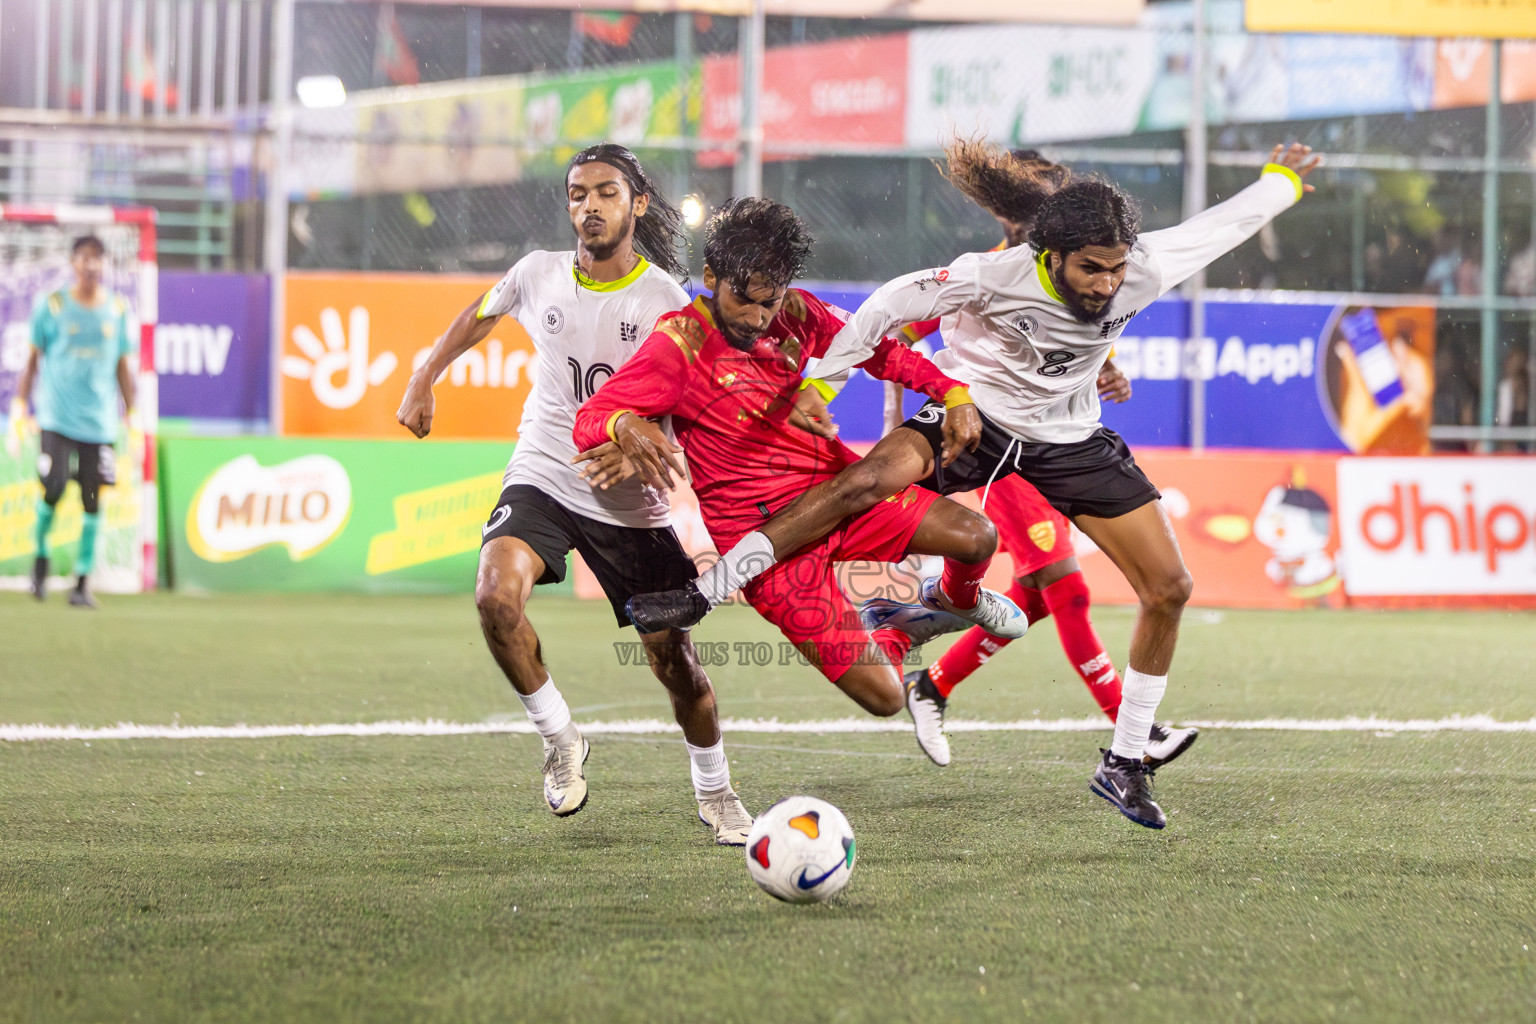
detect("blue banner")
[156,273,270,425]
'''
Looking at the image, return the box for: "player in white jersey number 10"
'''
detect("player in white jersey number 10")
[395,144,752,846]
[638,139,1322,831]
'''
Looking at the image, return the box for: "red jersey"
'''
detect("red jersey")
[573,290,965,550]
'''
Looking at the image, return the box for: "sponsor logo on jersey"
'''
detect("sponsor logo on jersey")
[912,268,950,292]
[1098,310,1138,338]
[912,403,944,424]
[1027,519,1057,552]
[186,454,352,563]
[619,321,639,345]
[542,305,565,334]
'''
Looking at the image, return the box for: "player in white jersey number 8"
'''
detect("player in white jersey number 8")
[630,139,1322,831]
[395,144,752,846]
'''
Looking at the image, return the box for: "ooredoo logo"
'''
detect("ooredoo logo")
[282,306,398,410]
[187,454,352,563]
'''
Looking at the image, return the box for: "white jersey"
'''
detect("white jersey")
[478,249,689,528]
[814,168,1302,444]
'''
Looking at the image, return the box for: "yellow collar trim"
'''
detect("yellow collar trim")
[572,256,650,293]
[1035,250,1065,305]
[691,294,717,328]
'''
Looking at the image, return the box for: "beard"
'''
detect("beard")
[1051,265,1117,324]
[578,210,636,261]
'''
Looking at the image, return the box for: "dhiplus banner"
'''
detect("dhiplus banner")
[161,436,529,593]
[700,33,908,164]
[281,272,536,440]
[156,273,270,425]
[1337,457,1536,602]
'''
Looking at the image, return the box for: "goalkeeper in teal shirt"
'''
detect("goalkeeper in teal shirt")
[10,235,137,607]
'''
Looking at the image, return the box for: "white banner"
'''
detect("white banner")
[1338,457,1536,596]
[905,24,1158,149]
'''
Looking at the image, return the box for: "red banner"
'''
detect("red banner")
[699,34,908,164]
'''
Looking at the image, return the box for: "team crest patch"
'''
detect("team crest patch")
[542,306,565,334]
[1027,520,1057,552]
[1012,314,1038,338]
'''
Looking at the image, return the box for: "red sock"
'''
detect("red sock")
[1041,572,1121,722]
[939,556,989,610]
[929,581,1049,697]
[871,627,912,669]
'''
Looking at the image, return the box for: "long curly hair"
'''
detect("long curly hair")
[567,143,689,281]
[702,197,814,293]
[941,135,1071,228]
[941,135,1140,255]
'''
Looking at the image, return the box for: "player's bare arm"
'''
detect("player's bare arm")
[396,295,500,438]
[116,354,136,413]
[606,412,686,490]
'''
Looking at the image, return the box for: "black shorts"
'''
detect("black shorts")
[903,401,1160,520]
[481,484,699,629]
[38,430,116,512]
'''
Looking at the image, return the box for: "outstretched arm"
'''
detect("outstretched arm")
[1141,143,1321,297]
[808,258,981,385]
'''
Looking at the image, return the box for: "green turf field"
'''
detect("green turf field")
[3,592,1535,1022]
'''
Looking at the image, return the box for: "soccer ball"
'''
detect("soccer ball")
[744,796,856,904]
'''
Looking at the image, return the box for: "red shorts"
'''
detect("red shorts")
[744,484,937,682]
[981,474,1075,577]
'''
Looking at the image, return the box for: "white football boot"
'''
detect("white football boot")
[541,728,590,817]
[697,787,753,846]
[904,669,951,766]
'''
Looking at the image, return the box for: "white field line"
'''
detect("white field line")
[2,714,1535,742]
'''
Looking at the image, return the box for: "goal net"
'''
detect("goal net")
[0,204,158,593]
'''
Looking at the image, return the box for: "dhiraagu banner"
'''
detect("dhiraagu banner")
[160,437,551,594]
[0,428,144,593]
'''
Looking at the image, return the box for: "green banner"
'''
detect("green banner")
[161,437,550,594]
[0,429,145,592]
[520,61,691,173]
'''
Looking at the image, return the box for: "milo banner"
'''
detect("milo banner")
[160,436,535,593]
[519,61,690,173]
[0,431,145,593]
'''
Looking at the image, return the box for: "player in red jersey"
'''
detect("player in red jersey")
[878,149,1197,769]
[572,198,1027,716]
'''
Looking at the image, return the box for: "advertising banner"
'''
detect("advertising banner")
[355,80,526,195]
[1337,457,1536,600]
[1245,0,1536,39]
[156,272,270,425]
[905,23,1158,148]
[281,272,536,440]
[1069,450,1345,609]
[161,436,529,593]
[0,432,145,593]
[519,62,689,173]
[700,34,908,162]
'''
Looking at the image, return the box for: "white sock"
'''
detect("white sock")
[1110,668,1167,760]
[696,531,777,606]
[517,677,573,741]
[686,739,731,797]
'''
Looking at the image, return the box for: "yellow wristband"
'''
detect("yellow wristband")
[1262,162,1304,202]
[943,386,972,410]
[604,409,634,442]
[799,377,837,403]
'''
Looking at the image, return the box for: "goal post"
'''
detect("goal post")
[0,203,159,593]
